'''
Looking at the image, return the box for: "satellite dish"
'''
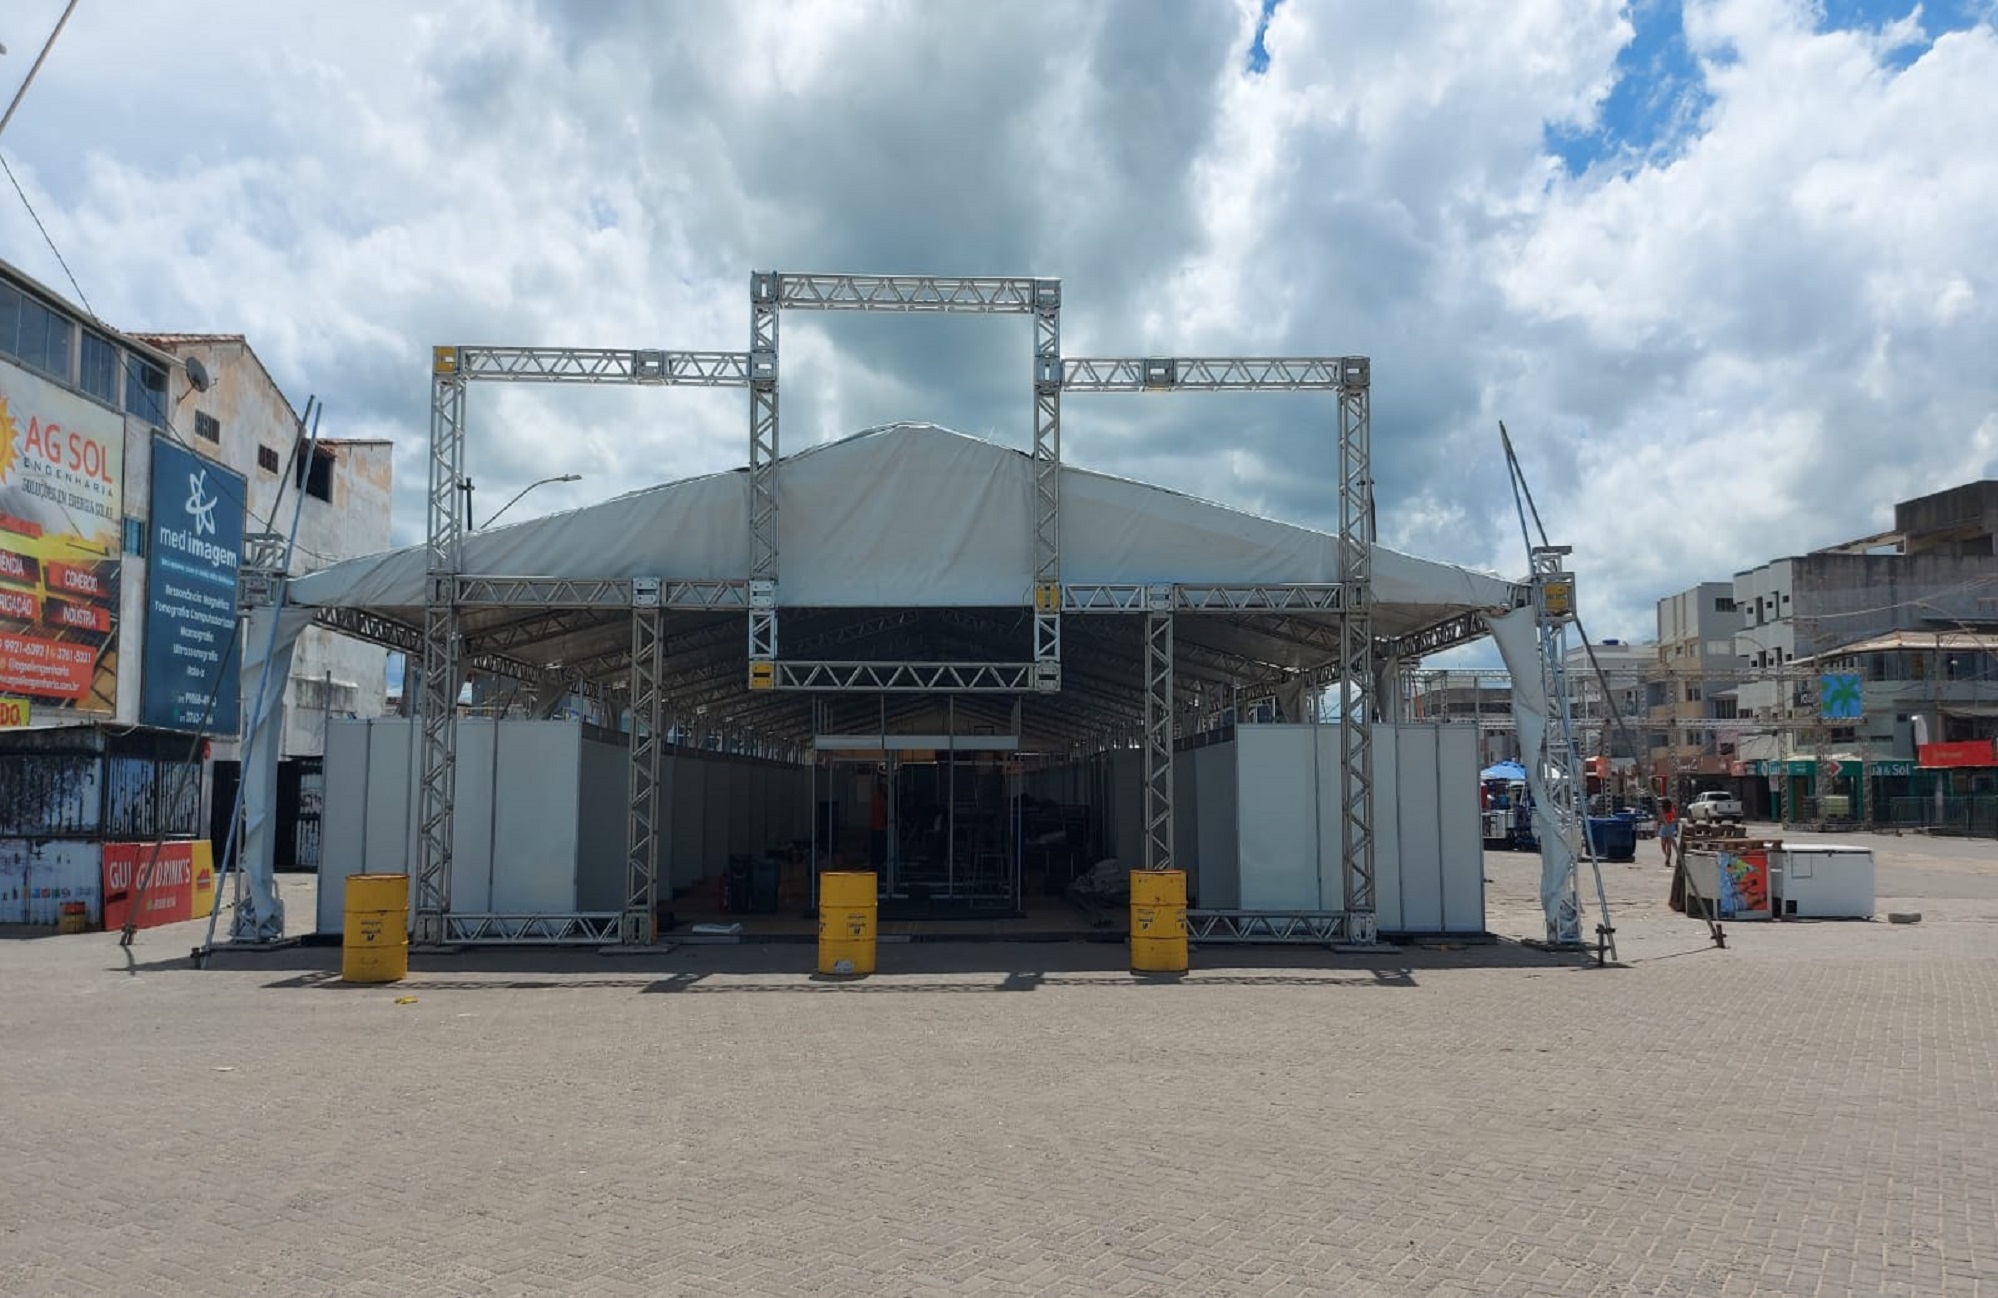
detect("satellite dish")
[185,355,212,393]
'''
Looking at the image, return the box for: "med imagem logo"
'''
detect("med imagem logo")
[186,468,218,538]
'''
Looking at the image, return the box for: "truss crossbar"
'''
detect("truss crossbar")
[313,607,543,683]
[448,576,749,610]
[442,912,623,944]
[1184,910,1352,943]
[1391,609,1497,659]
[777,273,1040,312]
[1063,583,1353,613]
[1143,609,1175,872]
[1062,356,1366,392]
[774,661,1037,692]
[448,347,751,386]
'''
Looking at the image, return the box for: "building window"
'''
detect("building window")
[123,354,167,426]
[122,516,146,556]
[194,411,221,443]
[296,443,334,502]
[0,281,75,380]
[1685,683,1702,703]
[1714,597,1737,613]
[1713,698,1738,720]
[80,331,120,405]
[257,445,281,474]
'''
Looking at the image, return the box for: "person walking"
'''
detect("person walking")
[1657,797,1679,865]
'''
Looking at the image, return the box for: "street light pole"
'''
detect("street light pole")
[479,473,582,529]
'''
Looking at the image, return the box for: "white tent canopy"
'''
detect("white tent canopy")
[233,423,1567,940]
[289,423,1515,626]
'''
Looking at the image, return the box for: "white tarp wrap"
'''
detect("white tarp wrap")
[288,424,1518,635]
[1488,604,1578,943]
[234,604,315,941]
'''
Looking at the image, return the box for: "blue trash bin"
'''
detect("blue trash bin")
[1584,816,1636,862]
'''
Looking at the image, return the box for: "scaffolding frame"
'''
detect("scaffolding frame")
[413,270,1380,946]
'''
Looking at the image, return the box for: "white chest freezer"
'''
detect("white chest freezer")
[1774,846,1875,920]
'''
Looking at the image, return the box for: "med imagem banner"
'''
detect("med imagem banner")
[142,435,246,733]
[0,364,125,715]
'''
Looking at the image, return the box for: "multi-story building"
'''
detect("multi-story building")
[0,258,391,924]
[1643,583,1747,789]
[134,335,393,758]
[1732,480,1998,823]
[1564,638,1653,794]
[1408,671,1515,767]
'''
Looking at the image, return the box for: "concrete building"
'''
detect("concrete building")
[1408,671,1515,766]
[0,258,391,923]
[1731,480,1998,823]
[1566,639,1653,788]
[1644,582,1747,786]
[134,335,393,758]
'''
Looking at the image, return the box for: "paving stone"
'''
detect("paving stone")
[1,830,1994,1294]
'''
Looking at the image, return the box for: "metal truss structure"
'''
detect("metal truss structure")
[624,586,663,945]
[444,912,623,945]
[1182,910,1357,944]
[1065,353,1377,940]
[1143,601,1175,872]
[411,270,1388,946]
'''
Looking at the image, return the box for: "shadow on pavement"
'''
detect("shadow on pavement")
[119,931,1598,991]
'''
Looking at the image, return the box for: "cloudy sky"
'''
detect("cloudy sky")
[3,0,1994,647]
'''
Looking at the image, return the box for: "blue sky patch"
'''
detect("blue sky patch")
[1247,0,1281,75]
[1545,0,1989,176]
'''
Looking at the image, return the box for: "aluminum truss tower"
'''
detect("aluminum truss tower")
[416,346,751,945]
[1062,355,1377,937]
[414,274,1380,945]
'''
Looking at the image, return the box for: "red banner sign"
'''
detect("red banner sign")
[101,841,217,932]
[0,546,38,585]
[43,597,110,634]
[1919,740,1998,769]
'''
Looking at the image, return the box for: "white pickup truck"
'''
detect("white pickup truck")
[1683,790,1744,822]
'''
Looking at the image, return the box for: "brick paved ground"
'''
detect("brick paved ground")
[3,829,1995,1295]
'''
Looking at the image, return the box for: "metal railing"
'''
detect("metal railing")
[1884,795,1998,838]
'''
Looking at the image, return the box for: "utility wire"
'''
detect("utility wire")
[0,152,94,319]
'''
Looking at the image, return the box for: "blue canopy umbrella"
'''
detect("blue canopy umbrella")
[1480,760,1529,783]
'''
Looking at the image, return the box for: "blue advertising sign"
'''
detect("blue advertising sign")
[1819,673,1863,721]
[142,436,245,733]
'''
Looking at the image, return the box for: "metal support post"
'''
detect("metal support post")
[415,350,466,944]
[749,271,781,672]
[1032,279,1063,692]
[1335,361,1376,939]
[1142,594,1175,872]
[623,580,663,945]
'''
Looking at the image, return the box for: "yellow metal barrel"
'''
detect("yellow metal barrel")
[817,871,877,977]
[1129,869,1188,974]
[342,873,410,984]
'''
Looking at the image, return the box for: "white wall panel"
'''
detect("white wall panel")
[1369,726,1403,931]
[1438,725,1484,933]
[491,722,579,914]
[450,720,497,916]
[1192,741,1239,909]
[575,734,630,912]
[1237,726,1321,910]
[318,719,371,934]
[1395,727,1444,932]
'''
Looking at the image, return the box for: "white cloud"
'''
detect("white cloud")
[0,0,1990,650]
